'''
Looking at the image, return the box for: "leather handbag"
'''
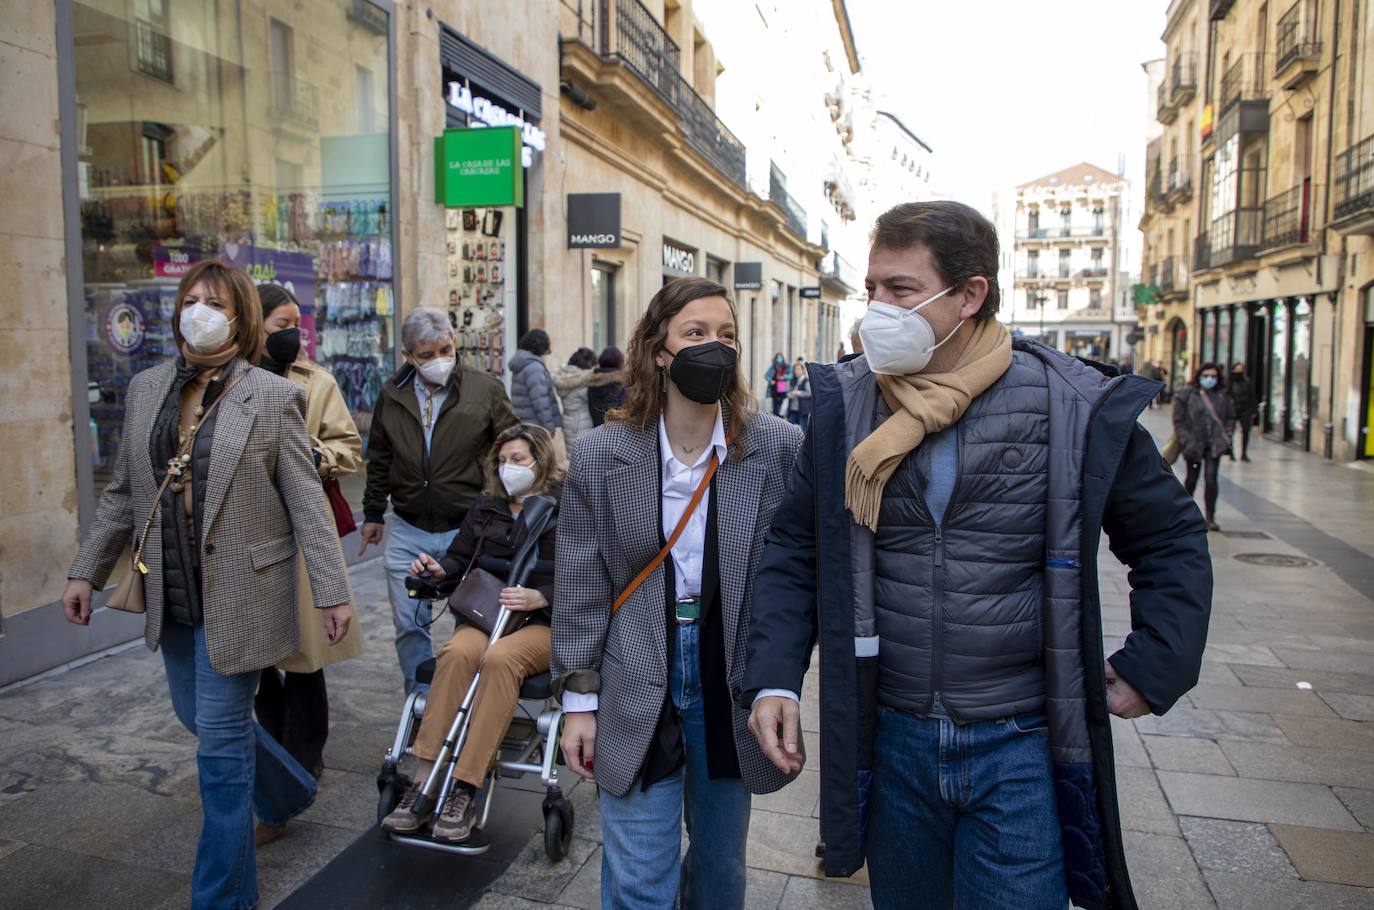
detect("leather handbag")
[106,373,248,614]
[448,515,532,635]
[323,476,357,538]
[1161,433,1181,464]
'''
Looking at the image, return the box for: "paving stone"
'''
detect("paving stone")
[1121,831,1214,909]
[740,867,791,910]
[0,777,199,862]
[472,893,581,910]
[1230,664,1374,697]
[1115,766,1179,835]
[295,768,385,832]
[1270,825,1374,888]
[1205,870,1374,909]
[1132,706,1288,744]
[752,767,820,817]
[0,843,187,910]
[1178,816,1298,880]
[1141,735,1235,776]
[1271,647,1374,675]
[1195,661,1243,687]
[565,779,602,845]
[1110,715,1151,768]
[320,720,396,776]
[1155,771,1360,830]
[555,844,601,910]
[486,834,597,903]
[745,807,824,879]
[1303,634,1374,656]
[1272,715,1374,752]
[0,836,24,861]
[1219,741,1374,789]
[1188,684,1337,717]
[1204,643,1286,666]
[1332,788,1374,831]
[777,874,874,910]
[1319,692,1374,722]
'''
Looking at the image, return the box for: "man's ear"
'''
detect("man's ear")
[959,277,989,320]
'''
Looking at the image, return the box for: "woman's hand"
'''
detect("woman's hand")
[322,603,353,644]
[500,586,548,612]
[409,553,446,580]
[560,711,597,780]
[62,579,94,626]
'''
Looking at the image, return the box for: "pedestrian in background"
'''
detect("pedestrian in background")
[509,328,562,433]
[588,345,626,427]
[786,359,812,434]
[554,277,803,910]
[743,202,1211,910]
[360,308,518,695]
[553,346,622,448]
[766,352,789,416]
[253,283,364,781]
[62,261,353,909]
[1229,362,1255,462]
[1174,362,1235,532]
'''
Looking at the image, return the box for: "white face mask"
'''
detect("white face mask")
[179,302,236,353]
[500,462,538,498]
[859,285,964,375]
[417,356,456,387]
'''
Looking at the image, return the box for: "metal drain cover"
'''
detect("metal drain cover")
[1222,530,1272,539]
[1233,553,1320,568]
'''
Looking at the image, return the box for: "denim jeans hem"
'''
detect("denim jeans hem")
[255,783,317,828]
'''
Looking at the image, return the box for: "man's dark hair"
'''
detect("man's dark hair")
[870,201,1001,320]
[519,328,551,355]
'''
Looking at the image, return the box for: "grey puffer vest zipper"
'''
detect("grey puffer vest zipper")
[873,353,1051,720]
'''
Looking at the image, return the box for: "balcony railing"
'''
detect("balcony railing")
[1220,54,1268,114]
[1261,181,1321,249]
[1194,231,1212,270]
[1208,207,1264,266]
[610,0,681,100]
[1160,256,1177,291]
[1015,225,1110,240]
[134,18,173,83]
[270,73,319,130]
[1157,82,1177,124]
[769,162,808,241]
[1334,132,1374,222]
[1276,1,1321,76]
[1171,53,1198,104]
[1147,262,1158,288]
[672,76,747,188]
[819,249,858,292]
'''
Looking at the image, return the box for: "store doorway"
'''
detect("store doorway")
[1361,323,1374,459]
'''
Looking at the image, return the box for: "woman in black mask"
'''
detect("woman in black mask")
[253,283,364,786]
[552,277,803,909]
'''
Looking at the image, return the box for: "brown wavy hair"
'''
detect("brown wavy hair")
[171,260,265,364]
[483,423,567,499]
[608,277,756,455]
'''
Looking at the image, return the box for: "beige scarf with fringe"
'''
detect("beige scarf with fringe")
[845,319,1013,531]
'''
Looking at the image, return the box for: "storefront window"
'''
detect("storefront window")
[1288,298,1312,439]
[74,0,395,505]
[1203,310,1218,364]
[1269,302,1289,433]
[1232,307,1248,372]
[1216,308,1231,369]
[590,264,616,353]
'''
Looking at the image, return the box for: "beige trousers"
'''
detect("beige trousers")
[412,623,551,787]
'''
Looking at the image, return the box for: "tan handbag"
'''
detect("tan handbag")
[106,373,247,614]
[1161,433,1181,465]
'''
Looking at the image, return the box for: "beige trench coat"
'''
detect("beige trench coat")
[278,358,365,673]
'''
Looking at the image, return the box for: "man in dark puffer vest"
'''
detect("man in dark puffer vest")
[742,201,1211,910]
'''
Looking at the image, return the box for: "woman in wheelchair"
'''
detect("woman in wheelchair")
[381,423,562,843]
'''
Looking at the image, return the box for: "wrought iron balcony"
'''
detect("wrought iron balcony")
[819,250,858,293]
[1194,232,1212,270]
[1261,181,1321,250]
[1159,256,1177,291]
[269,73,319,130]
[1333,132,1374,226]
[1171,54,1198,105]
[1219,54,1268,116]
[134,18,173,83]
[1157,81,1177,125]
[1078,267,1109,281]
[1167,159,1193,203]
[1015,225,1110,240]
[1276,0,1321,87]
[769,162,808,241]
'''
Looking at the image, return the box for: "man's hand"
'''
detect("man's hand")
[1105,660,1150,719]
[560,711,597,780]
[62,579,94,626]
[323,603,353,644]
[748,695,805,774]
[359,522,384,556]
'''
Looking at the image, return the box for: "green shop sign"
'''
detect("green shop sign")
[434,127,523,208]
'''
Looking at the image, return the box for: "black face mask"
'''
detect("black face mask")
[667,341,737,405]
[264,327,302,371]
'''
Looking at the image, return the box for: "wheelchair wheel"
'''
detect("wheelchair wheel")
[543,797,574,862]
[377,774,408,827]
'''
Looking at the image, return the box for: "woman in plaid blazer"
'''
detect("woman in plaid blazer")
[61,262,352,910]
[553,277,803,910]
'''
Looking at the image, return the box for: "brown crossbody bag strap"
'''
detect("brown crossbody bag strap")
[610,451,720,616]
[127,371,249,572]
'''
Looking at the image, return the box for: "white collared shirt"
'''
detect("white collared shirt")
[562,410,729,715]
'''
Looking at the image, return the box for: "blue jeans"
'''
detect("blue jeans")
[161,622,317,910]
[383,515,461,696]
[598,623,750,910]
[867,706,1067,910]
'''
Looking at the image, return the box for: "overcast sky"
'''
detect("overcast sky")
[848,0,1170,214]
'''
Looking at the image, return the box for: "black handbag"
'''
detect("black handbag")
[447,515,530,635]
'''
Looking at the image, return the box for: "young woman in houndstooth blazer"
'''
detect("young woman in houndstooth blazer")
[61,262,353,910]
[553,277,803,910]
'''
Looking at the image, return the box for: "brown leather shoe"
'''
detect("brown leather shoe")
[255,822,287,847]
[431,787,477,843]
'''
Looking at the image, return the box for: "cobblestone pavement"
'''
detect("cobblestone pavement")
[1,406,1372,909]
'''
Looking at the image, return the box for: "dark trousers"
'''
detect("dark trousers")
[770,393,787,417]
[1184,455,1221,520]
[255,668,329,778]
[1234,411,1252,459]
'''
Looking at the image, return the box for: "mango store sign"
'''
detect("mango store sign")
[446,82,545,168]
[434,127,524,208]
